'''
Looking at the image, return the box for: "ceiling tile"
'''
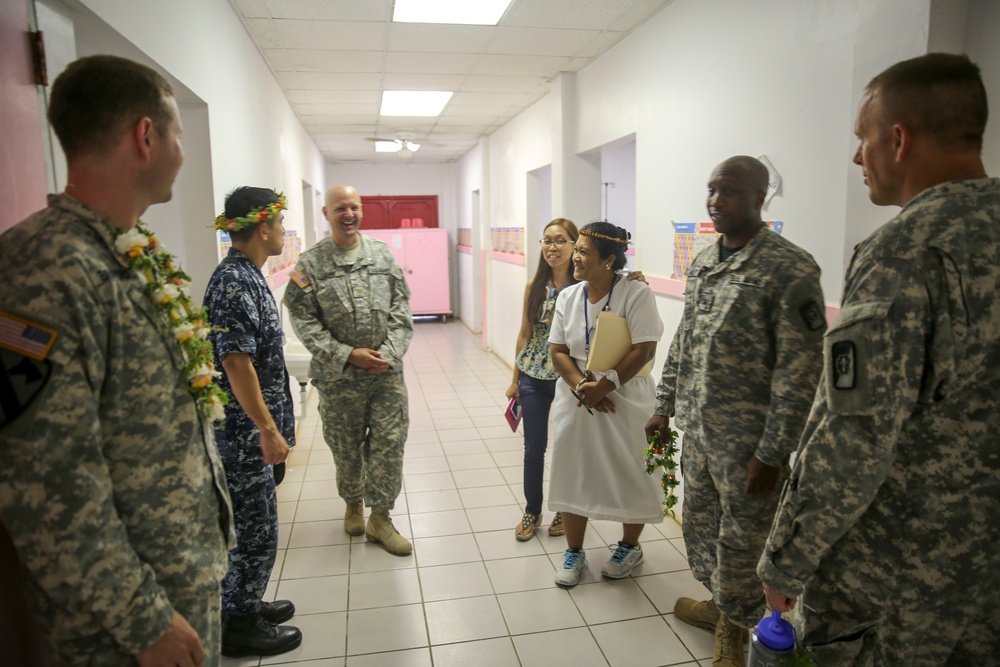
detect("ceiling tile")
[284,49,383,73]
[610,0,673,32]
[285,89,310,104]
[459,75,549,93]
[232,0,669,163]
[275,71,302,89]
[263,0,391,21]
[388,23,494,54]
[261,48,293,71]
[244,18,282,48]
[502,0,634,30]
[575,30,627,59]
[448,91,531,106]
[305,90,381,104]
[295,103,379,116]
[472,54,570,77]
[487,26,601,57]
[381,73,466,90]
[234,0,269,19]
[273,19,386,51]
[298,72,382,89]
[384,51,479,75]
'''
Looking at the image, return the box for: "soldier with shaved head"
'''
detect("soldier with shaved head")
[284,185,414,556]
[646,156,826,666]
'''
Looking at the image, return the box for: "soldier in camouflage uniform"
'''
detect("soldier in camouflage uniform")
[759,53,1000,666]
[0,56,233,665]
[646,156,825,666]
[284,185,414,556]
[204,187,301,657]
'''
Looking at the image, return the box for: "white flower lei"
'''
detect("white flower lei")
[117,222,228,422]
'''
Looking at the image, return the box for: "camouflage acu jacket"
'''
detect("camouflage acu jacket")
[759,177,1000,600]
[655,226,826,467]
[0,195,233,656]
[284,234,412,385]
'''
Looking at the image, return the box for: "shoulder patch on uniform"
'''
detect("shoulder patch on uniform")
[831,341,855,389]
[0,311,58,361]
[799,300,827,331]
[289,269,310,289]
[0,348,53,427]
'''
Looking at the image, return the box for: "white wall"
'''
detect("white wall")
[965,0,1000,176]
[483,94,553,365]
[67,0,327,301]
[455,0,1000,375]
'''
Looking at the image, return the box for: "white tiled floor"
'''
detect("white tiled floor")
[224,321,712,666]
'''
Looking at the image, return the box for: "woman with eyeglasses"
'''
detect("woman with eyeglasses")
[507,218,579,541]
[507,220,646,542]
[546,222,664,586]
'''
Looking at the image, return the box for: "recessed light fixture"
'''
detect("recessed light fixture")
[380,90,453,117]
[392,0,513,26]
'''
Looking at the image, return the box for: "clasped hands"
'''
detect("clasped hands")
[349,347,390,375]
[573,372,616,414]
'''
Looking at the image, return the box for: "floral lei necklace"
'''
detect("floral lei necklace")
[115,222,228,422]
[643,424,680,518]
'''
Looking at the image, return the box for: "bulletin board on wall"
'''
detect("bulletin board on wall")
[217,230,303,289]
[671,220,783,279]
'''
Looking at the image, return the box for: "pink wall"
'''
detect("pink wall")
[0,1,48,234]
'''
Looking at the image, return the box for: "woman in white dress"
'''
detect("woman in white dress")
[547,222,665,587]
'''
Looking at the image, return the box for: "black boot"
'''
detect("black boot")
[222,612,302,657]
[260,599,295,624]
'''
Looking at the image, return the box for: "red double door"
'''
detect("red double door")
[360,195,438,230]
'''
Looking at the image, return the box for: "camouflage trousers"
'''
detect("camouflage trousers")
[317,371,408,510]
[680,433,780,629]
[796,549,1000,666]
[218,434,278,617]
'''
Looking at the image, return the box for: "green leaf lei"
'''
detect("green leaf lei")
[115,222,229,422]
[643,424,680,518]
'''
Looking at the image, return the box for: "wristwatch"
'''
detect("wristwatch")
[604,369,621,389]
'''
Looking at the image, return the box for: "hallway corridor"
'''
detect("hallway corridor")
[227,320,713,666]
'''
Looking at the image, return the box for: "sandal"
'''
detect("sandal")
[515,512,542,541]
[548,511,565,537]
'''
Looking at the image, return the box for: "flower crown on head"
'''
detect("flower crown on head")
[213,191,287,233]
[579,227,629,246]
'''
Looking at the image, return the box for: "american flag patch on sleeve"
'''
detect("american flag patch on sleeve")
[0,312,58,361]
[289,269,310,289]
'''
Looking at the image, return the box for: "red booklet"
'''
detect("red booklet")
[504,397,522,433]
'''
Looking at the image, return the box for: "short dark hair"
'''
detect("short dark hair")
[579,221,630,272]
[868,52,988,149]
[224,187,281,243]
[48,55,174,161]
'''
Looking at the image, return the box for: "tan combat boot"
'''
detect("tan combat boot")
[712,614,749,667]
[344,501,365,536]
[365,509,412,556]
[673,597,721,631]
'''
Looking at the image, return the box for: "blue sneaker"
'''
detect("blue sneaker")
[554,549,588,586]
[601,542,643,578]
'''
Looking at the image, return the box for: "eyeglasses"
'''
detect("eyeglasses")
[539,238,569,247]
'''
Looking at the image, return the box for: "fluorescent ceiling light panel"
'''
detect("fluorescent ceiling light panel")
[393,0,512,25]
[380,90,453,117]
[375,141,400,153]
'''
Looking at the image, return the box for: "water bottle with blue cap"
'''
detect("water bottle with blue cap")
[747,610,796,666]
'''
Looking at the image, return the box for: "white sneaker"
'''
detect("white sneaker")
[601,542,643,578]
[554,549,588,587]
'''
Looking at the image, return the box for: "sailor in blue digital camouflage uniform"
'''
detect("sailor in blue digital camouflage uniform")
[204,187,301,658]
[760,53,1000,666]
